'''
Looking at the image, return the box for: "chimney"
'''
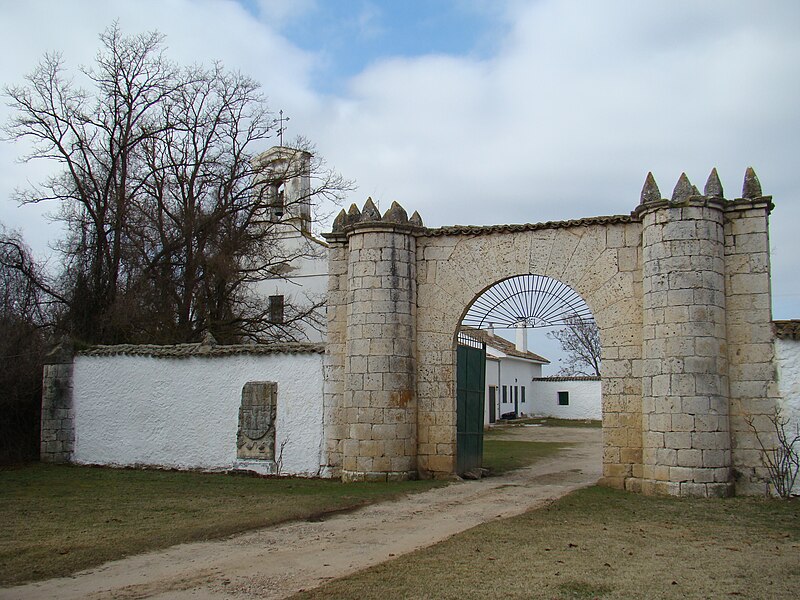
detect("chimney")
[515,321,528,353]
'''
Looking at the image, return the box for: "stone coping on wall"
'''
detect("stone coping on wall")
[78,341,325,358]
[423,214,636,237]
[531,376,601,382]
[773,320,800,340]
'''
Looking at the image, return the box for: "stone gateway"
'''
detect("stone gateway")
[41,166,789,497]
[322,168,778,496]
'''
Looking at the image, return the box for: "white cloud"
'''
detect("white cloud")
[1,0,798,318]
[255,0,317,27]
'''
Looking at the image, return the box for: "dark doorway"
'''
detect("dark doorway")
[456,340,486,474]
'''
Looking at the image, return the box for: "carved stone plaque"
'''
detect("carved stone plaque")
[236,381,277,460]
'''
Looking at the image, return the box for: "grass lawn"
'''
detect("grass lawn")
[482,437,567,475]
[504,417,602,428]
[293,486,800,600]
[0,463,444,587]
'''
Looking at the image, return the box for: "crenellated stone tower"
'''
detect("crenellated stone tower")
[323,200,425,481]
[635,167,776,496]
[322,168,779,496]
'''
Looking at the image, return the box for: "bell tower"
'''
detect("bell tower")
[252,146,313,234]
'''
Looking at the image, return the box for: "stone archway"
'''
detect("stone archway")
[413,218,642,489]
[322,168,779,497]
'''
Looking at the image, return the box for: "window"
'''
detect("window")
[514,386,518,404]
[521,386,526,403]
[502,385,507,404]
[271,181,286,219]
[269,295,285,324]
[558,391,569,406]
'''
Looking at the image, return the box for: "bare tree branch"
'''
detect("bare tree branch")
[548,313,601,376]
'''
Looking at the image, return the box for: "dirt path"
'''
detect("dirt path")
[2,426,601,600]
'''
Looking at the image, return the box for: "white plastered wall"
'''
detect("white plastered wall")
[775,337,800,495]
[484,356,544,425]
[255,233,329,343]
[528,379,602,420]
[72,352,324,476]
[775,337,800,441]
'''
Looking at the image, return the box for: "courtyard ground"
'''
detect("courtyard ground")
[0,425,600,599]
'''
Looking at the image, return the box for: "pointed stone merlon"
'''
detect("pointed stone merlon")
[640,172,662,204]
[382,201,409,224]
[332,209,347,232]
[346,203,362,225]
[671,173,694,203]
[361,197,382,221]
[328,199,422,234]
[742,167,762,199]
[704,168,723,198]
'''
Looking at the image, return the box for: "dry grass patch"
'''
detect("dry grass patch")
[482,437,567,475]
[0,463,444,586]
[293,486,800,600]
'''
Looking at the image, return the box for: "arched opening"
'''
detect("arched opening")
[455,274,602,477]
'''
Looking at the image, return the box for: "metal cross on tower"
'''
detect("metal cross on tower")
[276,110,290,147]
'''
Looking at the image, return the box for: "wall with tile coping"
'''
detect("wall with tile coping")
[42,344,325,476]
[322,168,781,497]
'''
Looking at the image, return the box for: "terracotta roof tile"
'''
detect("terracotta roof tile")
[532,376,601,382]
[774,320,800,340]
[424,214,635,238]
[79,342,324,358]
[459,328,549,364]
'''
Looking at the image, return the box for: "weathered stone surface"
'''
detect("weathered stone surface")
[41,357,75,463]
[640,172,662,204]
[361,197,382,221]
[704,167,724,198]
[322,169,776,497]
[382,201,409,224]
[742,166,762,199]
[671,173,694,203]
[236,381,277,460]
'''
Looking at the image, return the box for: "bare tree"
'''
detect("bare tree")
[4,24,350,345]
[4,24,180,342]
[0,228,49,462]
[548,314,601,376]
[745,408,800,498]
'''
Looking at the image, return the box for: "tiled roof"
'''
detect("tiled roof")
[774,320,800,340]
[79,342,324,358]
[459,328,550,364]
[532,376,601,382]
[424,214,636,238]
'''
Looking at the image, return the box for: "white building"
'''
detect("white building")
[528,376,602,420]
[459,327,549,424]
[251,147,329,342]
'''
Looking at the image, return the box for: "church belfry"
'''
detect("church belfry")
[253,146,313,234]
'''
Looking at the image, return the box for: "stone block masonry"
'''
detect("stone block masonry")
[319,166,780,496]
[40,342,74,463]
[42,342,325,475]
[324,200,425,482]
[635,168,775,496]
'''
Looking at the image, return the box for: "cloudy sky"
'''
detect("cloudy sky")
[1,0,798,362]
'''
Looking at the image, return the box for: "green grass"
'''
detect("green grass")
[504,417,602,428]
[293,486,800,600]
[0,463,444,586]
[482,438,567,475]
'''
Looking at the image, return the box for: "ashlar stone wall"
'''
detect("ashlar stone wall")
[322,167,780,497]
[413,220,644,485]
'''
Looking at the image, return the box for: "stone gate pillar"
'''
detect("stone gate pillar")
[638,171,733,497]
[40,340,75,463]
[324,199,424,482]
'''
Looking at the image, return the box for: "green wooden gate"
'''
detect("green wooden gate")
[456,341,486,474]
